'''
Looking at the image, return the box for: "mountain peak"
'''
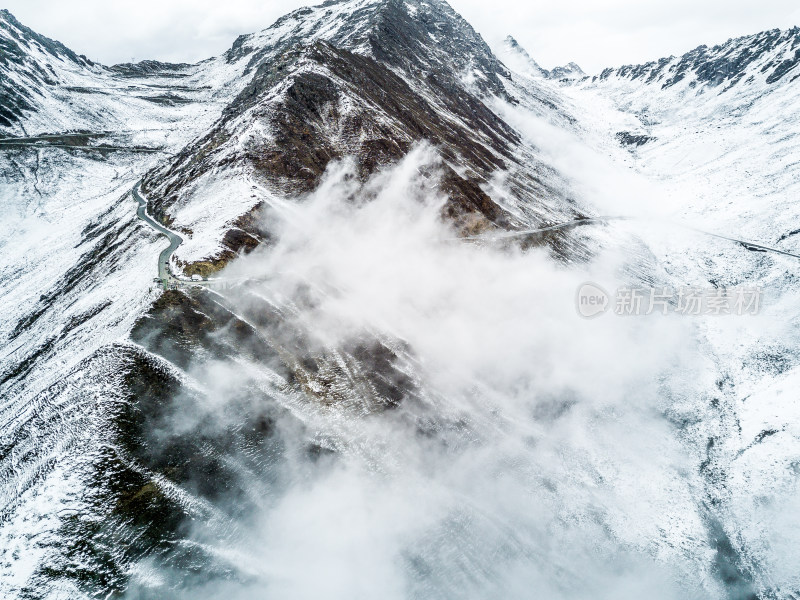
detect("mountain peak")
[549,61,584,80]
[499,35,584,80]
[0,8,17,25]
[504,35,532,60]
[499,35,548,78]
[220,0,512,101]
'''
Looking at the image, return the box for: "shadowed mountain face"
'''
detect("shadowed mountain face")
[142,38,518,224]
[140,0,585,276]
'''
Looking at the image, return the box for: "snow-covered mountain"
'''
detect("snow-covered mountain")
[0,8,98,131]
[2,1,800,598]
[0,9,223,142]
[540,27,800,599]
[595,27,800,89]
[575,27,800,234]
[138,0,590,277]
[500,35,584,80]
[0,3,593,596]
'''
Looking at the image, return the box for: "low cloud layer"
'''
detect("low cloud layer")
[130,146,728,598]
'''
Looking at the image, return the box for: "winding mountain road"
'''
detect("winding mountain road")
[133,184,190,287]
[460,216,630,241]
[134,184,241,290]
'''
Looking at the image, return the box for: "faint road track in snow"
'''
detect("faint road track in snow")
[0,141,163,153]
[465,216,800,261]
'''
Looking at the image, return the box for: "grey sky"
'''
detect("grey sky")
[3,0,800,73]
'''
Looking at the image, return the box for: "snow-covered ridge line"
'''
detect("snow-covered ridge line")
[593,26,800,89]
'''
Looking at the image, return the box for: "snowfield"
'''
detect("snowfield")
[497,26,800,595]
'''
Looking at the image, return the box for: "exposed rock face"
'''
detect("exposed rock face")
[615,130,655,147]
[140,0,586,273]
[109,60,192,78]
[596,27,800,89]
[143,39,519,237]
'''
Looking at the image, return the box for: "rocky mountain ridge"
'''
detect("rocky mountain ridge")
[594,26,800,89]
[137,0,587,276]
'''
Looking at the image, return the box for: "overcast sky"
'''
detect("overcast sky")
[4,0,800,73]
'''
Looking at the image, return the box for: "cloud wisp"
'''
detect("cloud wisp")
[127,146,725,599]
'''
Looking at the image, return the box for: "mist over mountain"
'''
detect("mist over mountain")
[2,1,800,598]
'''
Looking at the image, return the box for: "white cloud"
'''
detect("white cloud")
[147,146,714,598]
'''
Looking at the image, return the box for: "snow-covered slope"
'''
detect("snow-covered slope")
[506,26,800,598]
[0,10,228,142]
[0,11,253,598]
[0,8,99,132]
[0,4,594,596]
[576,28,800,240]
